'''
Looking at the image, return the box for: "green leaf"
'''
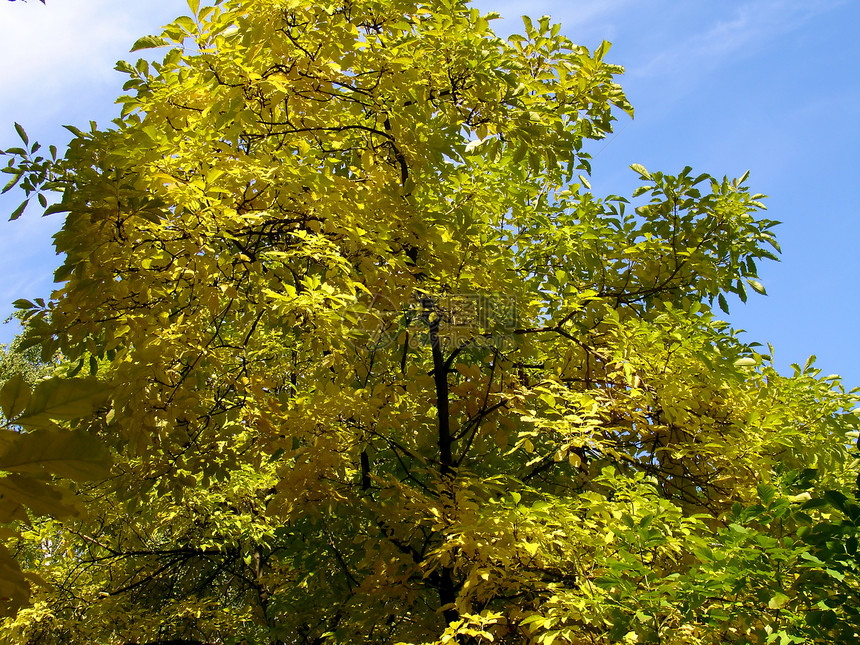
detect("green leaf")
[130,35,169,52]
[510,142,527,164]
[0,375,31,421]
[801,498,829,510]
[1,170,23,194]
[173,15,197,34]
[521,15,533,35]
[12,378,112,429]
[822,490,847,512]
[465,137,486,153]
[630,163,651,179]
[767,592,789,609]
[594,40,611,60]
[43,202,72,216]
[115,60,136,74]
[747,278,767,295]
[13,123,28,147]
[0,429,111,480]
[0,474,80,519]
[757,482,776,504]
[9,199,28,221]
[53,262,75,282]
[0,488,27,523]
[0,543,29,617]
[62,125,86,138]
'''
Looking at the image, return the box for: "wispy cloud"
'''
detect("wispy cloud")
[631,0,847,79]
[0,0,182,121]
[0,212,61,312]
[484,0,635,27]
[0,0,184,344]
[474,0,638,45]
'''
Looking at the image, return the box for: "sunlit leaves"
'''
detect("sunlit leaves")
[0,429,111,481]
[129,35,169,52]
[0,545,28,618]
[6,378,111,428]
[0,0,855,643]
[0,376,29,421]
[0,371,113,617]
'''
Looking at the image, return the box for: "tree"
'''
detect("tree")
[0,337,112,618]
[1,0,858,643]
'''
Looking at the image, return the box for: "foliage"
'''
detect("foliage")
[0,0,858,643]
[0,366,113,615]
[0,322,53,385]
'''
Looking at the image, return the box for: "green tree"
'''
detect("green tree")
[0,324,52,385]
[0,336,112,617]
[1,0,858,643]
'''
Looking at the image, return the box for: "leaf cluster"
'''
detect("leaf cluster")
[0,1,857,643]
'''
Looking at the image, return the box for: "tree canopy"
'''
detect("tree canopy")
[1,0,858,643]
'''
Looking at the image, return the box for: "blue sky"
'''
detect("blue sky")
[1,0,859,387]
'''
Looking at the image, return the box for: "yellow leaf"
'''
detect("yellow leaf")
[13,378,112,429]
[0,544,29,617]
[0,474,80,519]
[0,375,31,421]
[0,429,112,481]
[494,428,508,450]
[768,592,789,609]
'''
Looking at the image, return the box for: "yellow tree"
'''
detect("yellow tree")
[1,1,858,643]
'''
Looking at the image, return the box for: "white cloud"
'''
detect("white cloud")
[484,0,634,27]
[0,0,186,344]
[473,0,637,44]
[631,0,847,79]
[0,0,183,120]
